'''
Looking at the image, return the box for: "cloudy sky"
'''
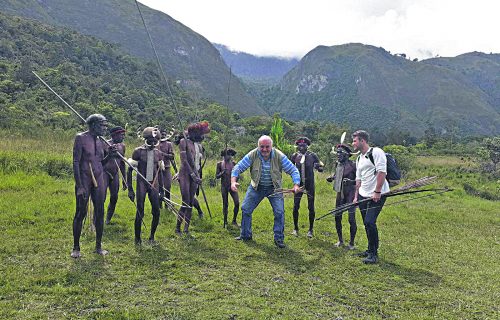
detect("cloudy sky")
[139,0,500,60]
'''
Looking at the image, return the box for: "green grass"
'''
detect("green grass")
[0,143,499,319]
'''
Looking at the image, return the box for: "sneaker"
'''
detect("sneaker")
[274,240,286,249]
[363,254,378,264]
[235,236,252,241]
[291,229,298,237]
[334,241,344,247]
[307,230,313,238]
[70,249,81,259]
[356,250,370,257]
[95,248,109,256]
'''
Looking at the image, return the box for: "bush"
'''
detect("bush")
[383,144,415,177]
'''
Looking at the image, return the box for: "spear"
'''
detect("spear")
[32,71,183,226]
[134,0,212,217]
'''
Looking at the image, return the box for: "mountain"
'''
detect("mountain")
[264,43,500,137]
[213,44,299,82]
[423,52,500,113]
[0,0,266,116]
[0,11,196,130]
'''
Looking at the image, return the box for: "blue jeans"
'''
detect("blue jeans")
[240,185,285,242]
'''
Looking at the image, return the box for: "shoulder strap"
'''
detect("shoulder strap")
[368,148,375,166]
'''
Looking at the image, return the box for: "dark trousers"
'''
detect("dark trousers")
[292,190,315,231]
[358,195,386,255]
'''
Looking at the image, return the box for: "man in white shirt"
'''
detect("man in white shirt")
[352,130,389,264]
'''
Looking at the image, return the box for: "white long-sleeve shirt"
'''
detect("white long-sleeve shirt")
[356,147,390,197]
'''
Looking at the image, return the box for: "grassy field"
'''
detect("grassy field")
[0,135,498,319]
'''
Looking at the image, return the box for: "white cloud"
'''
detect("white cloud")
[139,0,500,59]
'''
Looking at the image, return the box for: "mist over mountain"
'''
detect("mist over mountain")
[262,43,499,137]
[213,44,299,82]
[1,0,266,116]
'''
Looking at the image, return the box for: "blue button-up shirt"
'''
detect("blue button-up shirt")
[231,149,300,185]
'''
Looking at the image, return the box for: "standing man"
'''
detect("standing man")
[104,126,127,225]
[157,127,176,203]
[175,121,210,235]
[290,137,324,238]
[71,114,109,258]
[127,127,164,245]
[216,148,239,228]
[352,130,389,264]
[231,135,300,248]
[326,144,357,249]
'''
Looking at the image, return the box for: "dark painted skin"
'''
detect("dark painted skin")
[157,132,176,203]
[103,132,126,224]
[216,154,239,227]
[127,136,164,245]
[176,136,203,235]
[327,148,357,246]
[290,143,323,234]
[72,120,108,257]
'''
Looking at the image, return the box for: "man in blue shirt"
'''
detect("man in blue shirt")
[231,135,300,248]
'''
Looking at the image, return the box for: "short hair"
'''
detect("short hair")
[352,130,369,142]
[258,135,273,146]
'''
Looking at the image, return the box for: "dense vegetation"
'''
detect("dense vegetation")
[262,44,500,138]
[1,0,264,116]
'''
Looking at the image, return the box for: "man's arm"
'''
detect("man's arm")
[72,135,85,195]
[230,153,252,192]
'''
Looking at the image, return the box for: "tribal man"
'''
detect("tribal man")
[104,126,127,225]
[326,144,357,249]
[127,127,164,245]
[71,114,109,258]
[157,127,177,204]
[290,137,324,238]
[216,148,239,228]
[175,121,210,235]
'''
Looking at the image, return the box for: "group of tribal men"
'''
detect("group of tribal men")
[72,114,389,264]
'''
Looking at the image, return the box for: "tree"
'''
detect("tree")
[482,137,500,171]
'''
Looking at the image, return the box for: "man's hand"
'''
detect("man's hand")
[372,191,382,202]
[231,181,239,192]
[190,172,202,185]
[76,185,87,198]
[326,176,334,183]
[108,144,118,155]
[353,196,358,204]
[292,184,301,194]
[128,190,135,202]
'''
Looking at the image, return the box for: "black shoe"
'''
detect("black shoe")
[356,250,370,257]
[235,236,252,241]
[363,254,378,264]
[274,240,286,249]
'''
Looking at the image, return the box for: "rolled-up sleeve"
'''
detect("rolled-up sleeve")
[282,155,300,184]
[231,153,252,178]
[372,148,387,173]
